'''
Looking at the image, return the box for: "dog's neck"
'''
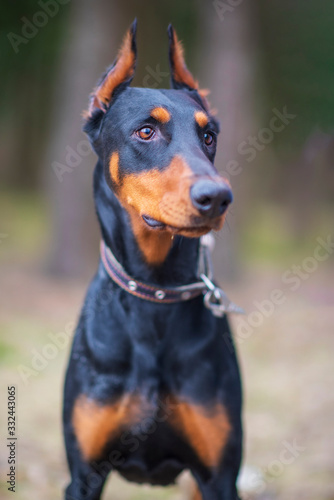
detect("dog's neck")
[94,160,199,286]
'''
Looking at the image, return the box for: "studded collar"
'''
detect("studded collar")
[100,237,244,315]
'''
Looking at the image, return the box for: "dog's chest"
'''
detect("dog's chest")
[72,389,231,471]
[74,302,231,470]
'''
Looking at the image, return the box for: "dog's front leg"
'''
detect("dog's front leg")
[64,449,110,500]
[191,458,242,500]
[192,475,241,500]
[64,417,111,500]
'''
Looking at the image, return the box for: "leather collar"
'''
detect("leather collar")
[100,237,244,316]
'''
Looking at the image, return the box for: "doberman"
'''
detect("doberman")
[63,20,242,500]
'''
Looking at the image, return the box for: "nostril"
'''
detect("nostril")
[196,195,212,207]
[190,179,233,218]
[219,190,233,214]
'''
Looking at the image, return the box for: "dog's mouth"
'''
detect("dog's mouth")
[142,214,222,236]
[142,215,166,229]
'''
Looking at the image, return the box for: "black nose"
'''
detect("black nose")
[190,179,233,218]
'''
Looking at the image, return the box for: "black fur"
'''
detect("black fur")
[63,22,242,500]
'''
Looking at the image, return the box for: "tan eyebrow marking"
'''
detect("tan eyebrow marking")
[194,110,209,128]
[150,107,171,123]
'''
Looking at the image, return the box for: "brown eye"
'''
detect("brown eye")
[137,126,155,140]
[204,132,214,146]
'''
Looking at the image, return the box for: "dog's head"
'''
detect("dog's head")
[84,20,232,262]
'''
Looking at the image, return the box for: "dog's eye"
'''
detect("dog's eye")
[204,132,214,146]
[137,127,155,140]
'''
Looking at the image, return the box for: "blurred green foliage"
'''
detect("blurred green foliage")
[0,190,48,261]
[258,0,334,154]
[0,1,70,186]
[0,0,69,106]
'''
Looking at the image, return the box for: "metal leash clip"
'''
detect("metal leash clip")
[201,274,244,317]
[198,233,245,318]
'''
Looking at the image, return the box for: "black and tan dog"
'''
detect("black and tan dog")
[63,20,242,500]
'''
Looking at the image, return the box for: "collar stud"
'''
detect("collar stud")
[128,280,137,291]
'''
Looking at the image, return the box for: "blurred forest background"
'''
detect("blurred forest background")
[0,1,333,499]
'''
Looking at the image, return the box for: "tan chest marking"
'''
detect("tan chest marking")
[126,207,175,266]
[192,486,203,500]
[72,394,147,461]
[168,396,231,468]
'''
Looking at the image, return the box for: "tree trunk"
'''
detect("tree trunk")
[199,0,257,281]
[44,0,122,278]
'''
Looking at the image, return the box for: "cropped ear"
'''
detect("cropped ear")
[168,24,212,113]
[85,19,137,119]
[168,24,198,91]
